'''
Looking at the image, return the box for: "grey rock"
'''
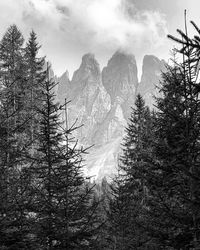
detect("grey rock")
[137,55,166,108]
[102,50,138,120]
[57,70,70,104]
[56,52,165,180]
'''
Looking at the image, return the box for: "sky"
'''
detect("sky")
[0,0,199,78]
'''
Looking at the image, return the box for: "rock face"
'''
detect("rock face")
[102,51,138,120]
[57,70,70,104]
[64,53,111,146]
[56,52,164,181]
[138,55,166,108]
[87,51,139,180]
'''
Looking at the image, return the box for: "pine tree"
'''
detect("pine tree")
[0,25,36,249]
[143,65,194,249]
[93,177,112,250]
[142,56,200,249]
[108,95,155,249]
[31,65,99,249]
[145,18,200,248]
[24,30,46,144]
[0,25,27,135]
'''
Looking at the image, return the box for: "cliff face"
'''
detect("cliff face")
[102,51,138,120]
[57,70,70,104]
[138,55,166,108]
[63,53,111,146]
[56,52,164,180]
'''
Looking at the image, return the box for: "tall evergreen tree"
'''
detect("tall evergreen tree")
[108,95,155,249]
[109,19,200,249]
[24,30,46,144]
[145,19,200,249]
[0,25,35,249]
[0,24,27,134]
[141,45,200,249]
[31,65,99,249]
[144,65,195,249]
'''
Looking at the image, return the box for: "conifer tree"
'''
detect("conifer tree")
[141,49,200,249]
[0,25,27,134]
[144,65,195,249]
[0,25,36,249]
[24,30,46,143]
[31,65,99,249]
[146,19,200,248]
[93,177,111,250]
[108,95,154,249]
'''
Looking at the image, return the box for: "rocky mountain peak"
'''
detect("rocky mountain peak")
[142,55,165,73]
[108,50,137,68]
[71,53,101,92]
[102,51,138,120]
[65,53,111,147]
[57,69,70,103]
[78,53,100,77]
[56,52,165,180]
[81,53,98,66]
[61,69,69,79]
[138,55,166,108]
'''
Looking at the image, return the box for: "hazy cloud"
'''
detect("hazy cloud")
[23,0,168,51]
[0,0,168,75]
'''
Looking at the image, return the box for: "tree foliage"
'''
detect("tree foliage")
[0,25,100,250]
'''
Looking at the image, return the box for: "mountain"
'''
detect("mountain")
[137,55,166,108]
[57,70,70,104]
[102,51,138,120]
[67,53,111,146]
[56,52,165,180]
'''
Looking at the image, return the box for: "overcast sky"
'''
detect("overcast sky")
[0,0,199,78]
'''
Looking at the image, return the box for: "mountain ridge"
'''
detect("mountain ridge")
[56,51,166,180]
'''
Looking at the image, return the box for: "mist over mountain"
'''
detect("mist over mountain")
[56,51,165,180]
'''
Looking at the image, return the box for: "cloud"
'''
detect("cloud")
[31,0,168,52]
[0,0,168,75]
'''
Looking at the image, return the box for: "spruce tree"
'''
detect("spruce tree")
[146,19,200,248]
[0,25,35,249]
[31,65,99,249]
[0,24,26,134]
[24,30,46,144]
[142,53,200,249]
[144,65,194,249]
[108,95,155,249]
